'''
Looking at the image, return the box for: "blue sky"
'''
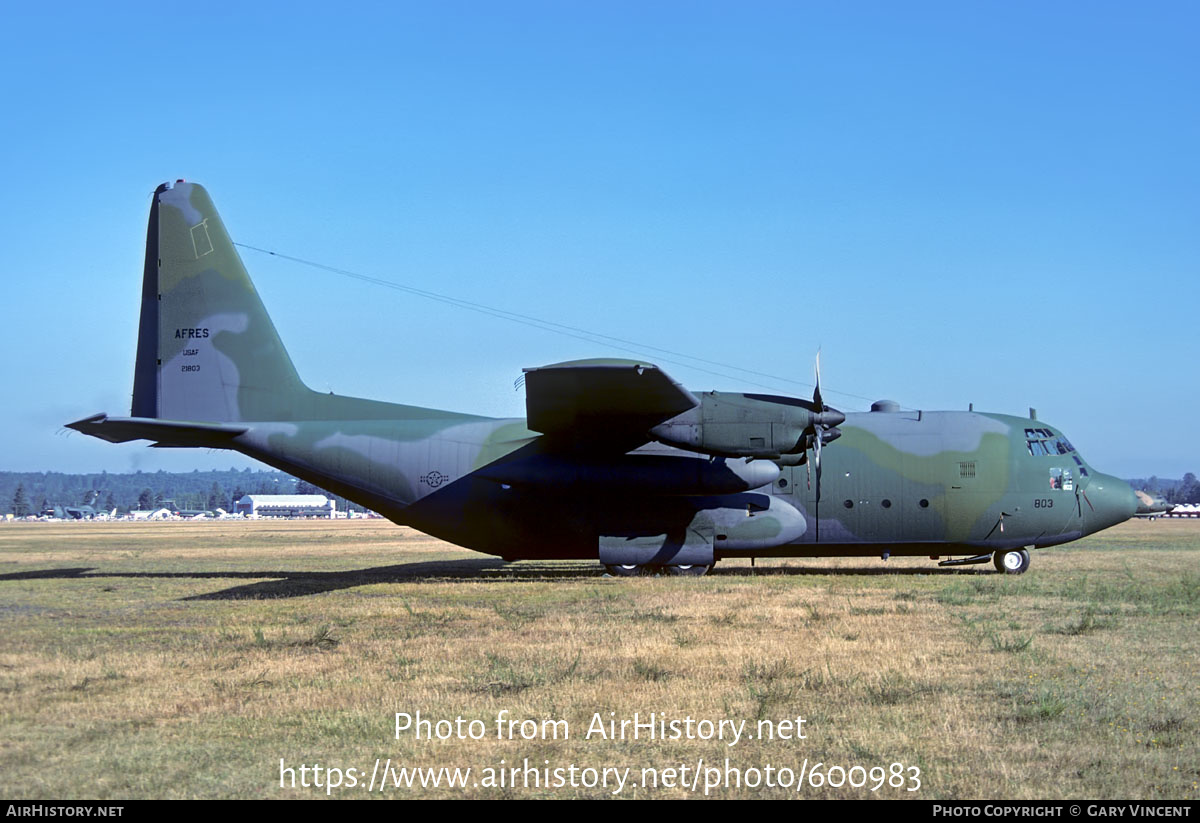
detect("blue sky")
[0,2,1196,478]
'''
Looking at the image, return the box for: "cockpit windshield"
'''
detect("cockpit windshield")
[1025,428,1089,476]
[1024,428,1075,458]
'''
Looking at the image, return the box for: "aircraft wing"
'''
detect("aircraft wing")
[521,359,698,446]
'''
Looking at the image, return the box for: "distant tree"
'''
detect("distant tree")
[137,488,153,510]
[1184,473,1200,505]
[207,482,223,511]
[1168,473,1195,504]
[104,492,116,512]
[296,480,318,495]
[231,487,245,509]
[12,484,30,517]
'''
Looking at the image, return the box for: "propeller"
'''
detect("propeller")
[804,351,845,503]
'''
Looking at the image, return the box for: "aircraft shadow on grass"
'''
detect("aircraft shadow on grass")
[1,560,995,600]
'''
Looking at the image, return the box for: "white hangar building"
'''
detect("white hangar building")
[235,494,336,519]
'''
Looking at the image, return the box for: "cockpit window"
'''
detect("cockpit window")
[1025,429,1077,458]
[1049,468,1074,491]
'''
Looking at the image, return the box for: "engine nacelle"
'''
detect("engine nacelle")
[650,391,843,459]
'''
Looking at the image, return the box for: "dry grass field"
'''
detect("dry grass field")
[0,517,1196,799]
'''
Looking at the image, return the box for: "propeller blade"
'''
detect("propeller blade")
[813,429,822,502]
[813,349,823,411]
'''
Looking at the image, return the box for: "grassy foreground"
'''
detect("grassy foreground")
[0,518,1195,799]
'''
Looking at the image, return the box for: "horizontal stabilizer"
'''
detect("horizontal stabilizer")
[66,414,247,447]
[522,359,698,436]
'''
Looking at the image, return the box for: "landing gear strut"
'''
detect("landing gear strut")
[993,549,1031,575]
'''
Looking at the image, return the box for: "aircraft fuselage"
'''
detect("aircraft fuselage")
[219,405,1134,562]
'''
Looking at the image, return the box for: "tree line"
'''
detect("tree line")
[3,469,367,516]
[1125,474,1200,505]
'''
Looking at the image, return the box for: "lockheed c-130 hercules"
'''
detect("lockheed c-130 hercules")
[68,182,1137,576]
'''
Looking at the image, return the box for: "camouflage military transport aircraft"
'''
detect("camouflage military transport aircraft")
[67,182,1138,576]
[1133,490,1174,519]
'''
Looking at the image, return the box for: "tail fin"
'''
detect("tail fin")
[131,181,308,422]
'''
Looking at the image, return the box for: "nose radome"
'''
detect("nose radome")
[1087,473,1137,531]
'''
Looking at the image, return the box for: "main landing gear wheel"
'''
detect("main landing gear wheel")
[993,549,1030,575]
[663,564,710,577]
[605,564,644,577]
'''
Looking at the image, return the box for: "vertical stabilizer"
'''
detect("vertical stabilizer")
[131,181,309,422]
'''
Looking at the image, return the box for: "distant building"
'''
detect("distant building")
[235,494,336,519]
[128,508,173,521]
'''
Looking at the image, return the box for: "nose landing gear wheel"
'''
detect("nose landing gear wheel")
[605,564,645,577]
[993,549,1030,574]
[663,564,710,577]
